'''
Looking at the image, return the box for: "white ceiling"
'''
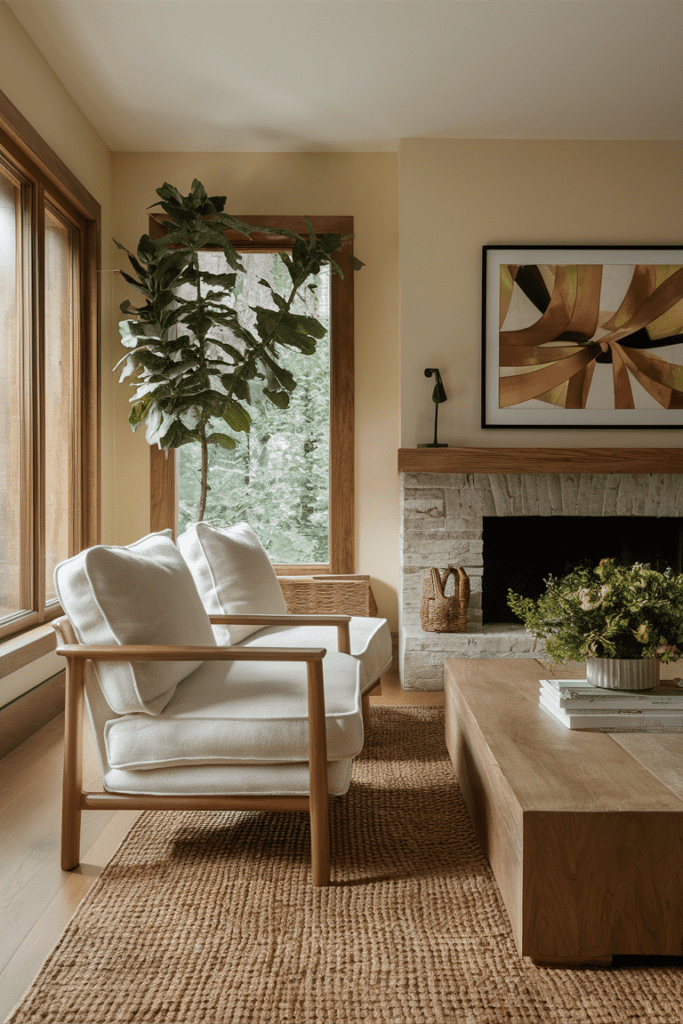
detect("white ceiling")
[8,0,683,151]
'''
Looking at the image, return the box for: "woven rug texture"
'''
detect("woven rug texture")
[7,706,683,1024]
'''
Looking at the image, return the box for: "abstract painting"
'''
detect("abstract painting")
[482,247,683,427]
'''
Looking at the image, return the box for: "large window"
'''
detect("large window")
[176,251,331,563]
[0,91,100,641]
[150,215,355,574]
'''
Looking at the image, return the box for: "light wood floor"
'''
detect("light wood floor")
[0,671,443,1021]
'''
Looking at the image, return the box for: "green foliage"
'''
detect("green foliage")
[508,558,683,663]
[114,179,363,521]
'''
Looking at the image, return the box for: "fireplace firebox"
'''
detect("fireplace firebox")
[482,516,683,624]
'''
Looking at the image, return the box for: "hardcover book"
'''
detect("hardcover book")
[540,678,683,710]
[539,693,683,732]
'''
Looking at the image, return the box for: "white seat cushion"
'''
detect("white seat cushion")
[103,760,354,798]
[238,617,392,693]
[54,530,216,715]
[178,521,287,644]
[103,650,365,770]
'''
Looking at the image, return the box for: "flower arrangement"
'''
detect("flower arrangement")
[507,558,683,664]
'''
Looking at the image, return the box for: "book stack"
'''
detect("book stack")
[540,676,683,731]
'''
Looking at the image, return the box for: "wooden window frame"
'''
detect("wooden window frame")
[148,214,355,575]
[0,88,100,643]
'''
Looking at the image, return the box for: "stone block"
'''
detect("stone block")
[643,475,665,517]
[576,474,594,515]
[521,475,540,515]
[601,474,621,515]
[480,481,499,517]
[444,486,482,520]
[506,474,524,516]
[588,475,609,516]
[658,477,682,518]
[560,474,579,515]
[547,475,565,515]
[616,475,638,516]
[536,477,554,517]
[490,475,512,517]
[402,538,483,568]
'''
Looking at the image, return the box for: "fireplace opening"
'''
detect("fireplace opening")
[482,516,683,625]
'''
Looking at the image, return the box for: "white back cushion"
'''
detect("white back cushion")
[54,530,216,715]
[178,522,287,644]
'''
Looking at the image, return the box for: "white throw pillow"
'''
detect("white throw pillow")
[54,530,216,715]
[178,522,287,644]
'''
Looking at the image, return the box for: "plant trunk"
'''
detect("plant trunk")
[197,431,209,522]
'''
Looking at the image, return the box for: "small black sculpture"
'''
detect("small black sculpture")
[418,367,448,448]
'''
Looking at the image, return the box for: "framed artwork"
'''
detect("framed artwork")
[482,246,683,428]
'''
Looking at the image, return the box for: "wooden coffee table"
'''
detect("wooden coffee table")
[445,658,683,966]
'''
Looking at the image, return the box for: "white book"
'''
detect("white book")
[541,693,683,717]
[540,678,683,710]
[538,693,683,731]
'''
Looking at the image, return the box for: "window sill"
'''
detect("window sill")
[0,624,57,680]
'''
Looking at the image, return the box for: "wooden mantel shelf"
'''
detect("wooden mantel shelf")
[398,448,683,475]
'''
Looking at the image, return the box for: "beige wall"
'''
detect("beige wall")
[400,138,683,448]
[0,2,114,540]
[111,152,400,627]
[6,13,681,640]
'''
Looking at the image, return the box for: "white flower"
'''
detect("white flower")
[579,588,601,611]
[635,623,649,644]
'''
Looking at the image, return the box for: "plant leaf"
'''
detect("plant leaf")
[220,398,251,433]
[263,388,290,409]
[206,432,238,450]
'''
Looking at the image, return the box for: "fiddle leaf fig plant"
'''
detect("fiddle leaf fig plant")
[115,179,362,520]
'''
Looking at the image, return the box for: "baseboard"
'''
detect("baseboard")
[0,671,65,758]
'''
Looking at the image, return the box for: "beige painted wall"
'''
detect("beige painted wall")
[6,15,680,640]
[111,152,400,627]
[0,1,114,540]
[400,138,683,449]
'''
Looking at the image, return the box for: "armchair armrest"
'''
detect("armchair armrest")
[55,644,326,662]
[209,613,350,625]
[208,613,351,655]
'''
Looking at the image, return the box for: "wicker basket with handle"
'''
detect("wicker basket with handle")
[278,574,378,617]
[420,566,470,633]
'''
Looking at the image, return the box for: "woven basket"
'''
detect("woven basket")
[278,574,378,617]
[420,566,470,633]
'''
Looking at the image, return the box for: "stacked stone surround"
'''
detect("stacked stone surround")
[400,472,683,690]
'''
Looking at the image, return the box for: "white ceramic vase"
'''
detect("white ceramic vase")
[586,657,660,691]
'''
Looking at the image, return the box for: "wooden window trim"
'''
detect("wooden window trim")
[148,214,355,574]
[0,87,100,649]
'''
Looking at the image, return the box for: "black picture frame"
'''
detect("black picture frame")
[482,245,683,428]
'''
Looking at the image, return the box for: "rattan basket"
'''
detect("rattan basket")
[420,566,470,633]
[278,574,379,617]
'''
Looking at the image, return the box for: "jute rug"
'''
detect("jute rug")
[7,707,683,1024]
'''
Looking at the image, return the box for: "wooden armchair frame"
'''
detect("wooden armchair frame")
[53,611,355,887]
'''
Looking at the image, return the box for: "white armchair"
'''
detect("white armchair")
[53,531,366,886]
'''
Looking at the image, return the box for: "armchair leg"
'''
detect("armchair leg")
[307,660,330,886]
[362,693,371,730]
[309,792,330,887]
[61,657,84,871]
[61,789,82,871]
[361,676,385,731]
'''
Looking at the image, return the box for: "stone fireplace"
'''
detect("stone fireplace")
[399,449,683,690]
